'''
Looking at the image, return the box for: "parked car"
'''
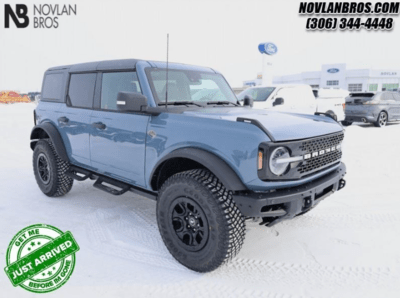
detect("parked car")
[237,84,317,115]
[31,59,346,272]
[28,92,41,102]
[343,91,400,127]
[314,89,348,122]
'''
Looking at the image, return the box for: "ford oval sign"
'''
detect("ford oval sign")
[258,42,278,55]
[327,68,339,73]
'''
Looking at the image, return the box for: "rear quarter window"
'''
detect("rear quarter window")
[42,73,65,102]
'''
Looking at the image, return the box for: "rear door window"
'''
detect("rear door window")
[101,72,141,110]
[392,93,400,101]
[68,73,96,108]
[382,93,394,101]
[42,73,64,102]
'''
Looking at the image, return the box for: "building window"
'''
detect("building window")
[382,83,399,91]
[348,84,362,92]
[326,81,339,86]
[310,85,319,89]
[368,84,378,91]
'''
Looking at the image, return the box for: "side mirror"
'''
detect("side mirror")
[117,92,148,112]
[243,95,254,107]
[273,97,284,106]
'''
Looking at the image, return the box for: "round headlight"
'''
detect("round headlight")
[269,147,290,176]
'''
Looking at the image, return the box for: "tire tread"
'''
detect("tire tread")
[157,169,246,271]
[33,139,73,197]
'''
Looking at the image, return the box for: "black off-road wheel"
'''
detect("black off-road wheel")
[157,169,246,272]
[33,139,73,197]
[374,111,388,127]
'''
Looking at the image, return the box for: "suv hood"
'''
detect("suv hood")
[182,107,343,141]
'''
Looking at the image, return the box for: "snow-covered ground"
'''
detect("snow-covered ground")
[1,103,399,298]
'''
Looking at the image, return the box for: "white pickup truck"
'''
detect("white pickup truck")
[237,85,347,122]
[237,84,317,115]
[314,89,348,122]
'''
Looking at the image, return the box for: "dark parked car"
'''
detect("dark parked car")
[28,92,41,101]
[342,92,400,127]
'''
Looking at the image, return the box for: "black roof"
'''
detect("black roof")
[46,59,216,74]
[47,59,141,72]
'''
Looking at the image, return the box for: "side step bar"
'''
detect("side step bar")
[65,166,92,181]
[94,176,130,196]
[66,165,157,200]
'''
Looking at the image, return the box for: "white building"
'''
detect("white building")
[243,64,400,92]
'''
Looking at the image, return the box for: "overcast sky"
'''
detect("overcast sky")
[1,0,399,92]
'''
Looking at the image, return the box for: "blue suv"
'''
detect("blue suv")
[31,59,346,272]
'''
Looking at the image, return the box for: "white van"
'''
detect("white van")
[237,84,317,115]
[314,89,348,122]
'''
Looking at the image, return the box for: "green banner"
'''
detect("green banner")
[4,231,79,286]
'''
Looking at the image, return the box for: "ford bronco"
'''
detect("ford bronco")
[31,59,346,272]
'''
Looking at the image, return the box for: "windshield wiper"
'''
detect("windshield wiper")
[158,101,204,107]
[206,101,240,106]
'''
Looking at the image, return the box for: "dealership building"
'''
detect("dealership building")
[243,64,400,92]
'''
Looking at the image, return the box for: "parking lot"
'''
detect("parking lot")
[0,103,399,298]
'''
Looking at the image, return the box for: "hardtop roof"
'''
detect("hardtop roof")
[46,59,216,73]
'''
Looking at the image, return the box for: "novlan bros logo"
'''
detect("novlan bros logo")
[4,4,29,28]
[4,4,77,29]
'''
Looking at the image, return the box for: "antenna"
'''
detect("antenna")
[165,33,169,109]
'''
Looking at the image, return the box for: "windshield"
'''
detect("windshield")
[147,69,238,104]
[237,87,275,102]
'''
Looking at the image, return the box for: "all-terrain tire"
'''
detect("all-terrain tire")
[156,169,246,272]
[374,111,388,127]
[33,139,73,197]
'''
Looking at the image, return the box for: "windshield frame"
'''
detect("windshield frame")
[145,67,239,106]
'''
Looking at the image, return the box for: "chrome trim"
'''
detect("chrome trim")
[275,156,304,164]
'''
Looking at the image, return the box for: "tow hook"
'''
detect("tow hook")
[338,179,346,191]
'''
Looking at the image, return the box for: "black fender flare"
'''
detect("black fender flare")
[30,122,69,162]
[150,148,247,191]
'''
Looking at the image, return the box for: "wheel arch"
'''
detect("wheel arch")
[30,122,69,162]
[150,148,247,192]
[378,109,389,120]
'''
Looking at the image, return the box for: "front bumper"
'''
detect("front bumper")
[233,163,346,226]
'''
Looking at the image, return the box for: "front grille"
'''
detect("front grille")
[298,150,342,174]
[299,133,344,152]
[297,132,344,174]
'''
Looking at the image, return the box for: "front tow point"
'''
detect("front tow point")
[338,179,346,191]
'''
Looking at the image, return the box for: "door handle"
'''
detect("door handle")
[58,116,69,124]
[92,122,106,130]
